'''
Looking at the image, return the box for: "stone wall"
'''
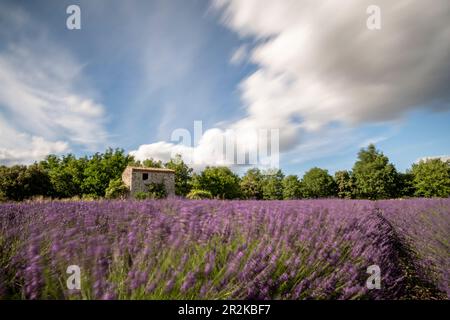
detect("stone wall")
[130,171,175,196]
[122,167,175,197]
[122,167,133,188]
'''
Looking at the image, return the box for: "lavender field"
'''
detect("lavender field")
[0,199,448,300]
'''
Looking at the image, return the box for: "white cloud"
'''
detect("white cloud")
[215,0,450,128]
[0,115,69,165]
[130,141,192,165]
[416,155,450,163]
[0,6,108,164]
[130,128,246,170]
[132,1,450,168]
[130,124,280,171]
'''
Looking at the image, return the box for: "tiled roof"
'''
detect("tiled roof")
[126,166,175,173]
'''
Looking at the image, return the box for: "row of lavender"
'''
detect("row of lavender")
[0,199,448,299]
[377,199,449,298]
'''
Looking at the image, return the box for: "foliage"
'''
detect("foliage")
[134,191,149,200]
[334,170,355,199]
[0,165,25,200]
[282,175,302,199]
[165,154,193,196]
[105,178,129,199]
[132,183,167,200]
[81,194,100,201]
[301,167,336,198]
[142,158,164,168]
[191,166,241,199]
[186,189,213,200]
[0,164,52,201]
[352,144,398,199]
[81,148,132,197]
[397,172,415,198]
[41,154,86,198]
[146,182,167,199]
[0,190,7,202]
[240,168,263,199]
[37,149,133,199]
[411,159,450,197]
[1,144,449,201]
[261,169,284,200]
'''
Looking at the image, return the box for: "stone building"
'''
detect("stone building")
[121,166,175,197]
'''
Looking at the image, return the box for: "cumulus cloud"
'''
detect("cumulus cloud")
[0,5,108,164]
[131,141,192,165]
[130,122,280,171]
[131,0,450,167]
[215,0,450,130]
[0,115,69,165]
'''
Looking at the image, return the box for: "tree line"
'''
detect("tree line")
[0,144,449,201]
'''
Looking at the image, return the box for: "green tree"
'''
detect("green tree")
[0,164,51,200]
[0,165,28,201]
[81,153,105,197]
[352,144,398,199]
[301,167,336,198]
[411,159,450,197]
[191,166,241,199]
[41,154,87,198]
[397,172,415,197]
[165,154,193,196]
[334,170,355,199]
[142,158,164,168]
[282,175,302,199]
[23,163,53,198]
[240,168,263,199]
[261,169,284,200]
[82,148,131,197]
[127,158,142,167]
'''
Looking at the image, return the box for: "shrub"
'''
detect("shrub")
[81,194,100,201]
[147,182,167,199]
[186,189,213,200]
[133,183,167,200]
[0,191,7,202]
[134,191,149,200]
[105,178,129,199]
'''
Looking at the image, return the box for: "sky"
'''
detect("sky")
[0,0,449,176]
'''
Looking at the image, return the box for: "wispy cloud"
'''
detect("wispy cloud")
[0,3,108,164]
[132,0,450,167]
[214,0,450,131]
[0,115,69,165]
[230,44,248,65]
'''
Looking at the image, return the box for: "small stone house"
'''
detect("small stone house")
[121,166,175,197]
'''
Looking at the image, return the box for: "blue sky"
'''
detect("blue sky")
[0,0,449,175]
